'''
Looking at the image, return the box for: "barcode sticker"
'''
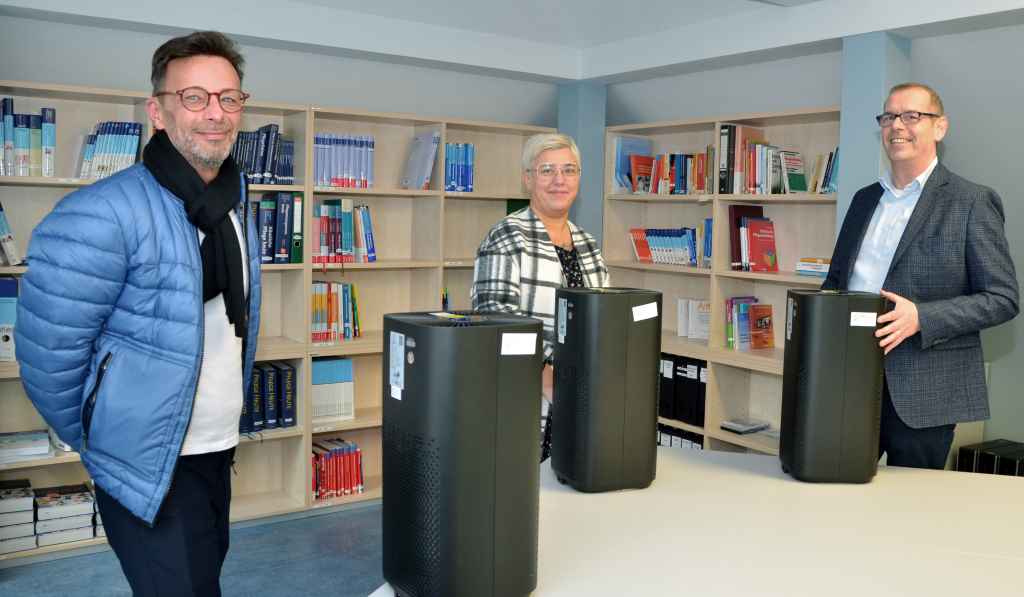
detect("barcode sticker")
[850,312,877,327]
[501,333,537,355]
[633,302,658,322]
[557,298,568,344]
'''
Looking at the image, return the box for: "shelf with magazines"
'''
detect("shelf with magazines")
[605,106,839,456]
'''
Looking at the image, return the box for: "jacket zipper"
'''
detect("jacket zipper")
[81,352,113,453]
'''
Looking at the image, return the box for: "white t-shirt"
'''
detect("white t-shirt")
[180,210,249,456]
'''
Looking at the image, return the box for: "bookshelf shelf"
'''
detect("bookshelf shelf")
[0,451,81,471]
[605,107,838,453]
[311,407,382,434]
[254,336,308,361]
[311,475,382,509]
[717,193,837,205]
[239,426,305,444]
[249,184,305,193]
[657,417,705,436]
[0,536,108,563]
[445,191,529,201]
[714,270,825,287]
[607,193,712,204]
[313,186,440,197]
[0,361,20,379]
[314,259,441,271]
[607,261,711,276]
[0,266,29,276]
[309,330,385,357]
[0,176,93,188]
[0,78,553,558]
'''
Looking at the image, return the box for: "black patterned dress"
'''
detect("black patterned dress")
[540,245,586,462]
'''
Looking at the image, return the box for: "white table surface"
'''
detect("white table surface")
[371,447,1023,596]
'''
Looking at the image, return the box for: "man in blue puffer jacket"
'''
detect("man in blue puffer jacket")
[16,31,260,596]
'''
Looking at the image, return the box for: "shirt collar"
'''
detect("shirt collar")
[880,157,938,198]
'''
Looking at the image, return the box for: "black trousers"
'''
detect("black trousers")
[95,446,235,597]
[879,384,955,470]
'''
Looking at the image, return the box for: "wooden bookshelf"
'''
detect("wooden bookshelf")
[0,78,553,563]
[604,107,839,454]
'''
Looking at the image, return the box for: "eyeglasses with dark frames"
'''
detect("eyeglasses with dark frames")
[154,86,250,113]
[875,111,942,127]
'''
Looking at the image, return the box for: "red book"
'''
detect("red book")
[749,304,775,349]
[629,228,653,263]
[747,219,778,272]
[630,155,653,193]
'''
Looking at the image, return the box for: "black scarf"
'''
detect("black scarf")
[143,130,248,339]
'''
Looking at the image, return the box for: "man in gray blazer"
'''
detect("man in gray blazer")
[823,82,1018,469]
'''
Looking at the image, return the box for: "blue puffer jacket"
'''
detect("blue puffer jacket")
[15,163,261,525]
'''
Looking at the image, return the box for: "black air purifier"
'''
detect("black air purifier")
[382,312,542,597]
[551,287,662,492]
[780,289,885,483]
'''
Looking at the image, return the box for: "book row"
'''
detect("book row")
[725,297,774,351]
[718,124,838,195]
[312,357,355,421]
[314,133,375,189]
[312,438,365,500]
[240,361,298,434]
[251,192,304,264]
[74,122,143,180]
[657,425,704,451]
[0,480,100,555]
[443,142,475,192]
[311,198,377,264]
[312,282,362,345]
[233,124,296,185]
[658,354,708,428]
[628,219,712,268]
[0,99,55,178]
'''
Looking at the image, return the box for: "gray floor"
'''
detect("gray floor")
[0,503,384,597]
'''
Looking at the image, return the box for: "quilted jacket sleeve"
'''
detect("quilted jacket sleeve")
[15,189,128,451]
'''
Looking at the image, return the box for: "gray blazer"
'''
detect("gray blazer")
[823,163,1019,428]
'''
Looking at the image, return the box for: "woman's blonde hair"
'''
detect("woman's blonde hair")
[521,133,581,173]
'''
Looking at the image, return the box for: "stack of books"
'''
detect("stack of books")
[442,142,473,192]
[34,484,95,547]
[0,479,36,555]
[311,357,355,424]
[310,282,361,345]
[76,122,144,180]
[310,198,376,264]
[240,361,299,434]
[234,124,296,185]
[312,438,365,501]
[725,297,774,351]
[0,430,51,465]
[796,257,830,278]
[313,133,372,189]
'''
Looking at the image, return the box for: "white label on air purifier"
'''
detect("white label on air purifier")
[786,298,795,341]
[632,301,658,322]
[501,332,537,356]
[662,359,673,379]
[389,331,405,393]
[850,311,877,327]
[557,297,568,344]
[390,385,402,400]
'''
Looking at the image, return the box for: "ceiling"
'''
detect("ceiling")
[2,0,1024,81]
[293,0,767,49]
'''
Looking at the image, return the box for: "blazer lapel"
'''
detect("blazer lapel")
[842,184,884,288]
[886,163,950,276]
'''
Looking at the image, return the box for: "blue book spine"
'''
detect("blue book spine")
[367,136,374,188]
[273,192,292,264]
[455,143,465,192]
[91,122,108,178]
[258,196,277,263]
[341,199,354,262]
[443,144,452,191]
[2,98,14,176]
[272,361,296,427]
[342,283,351,339]
[361,206,376,262]
[466,143,475,192]
[260,364,279,429]
[13,114,30,177]
[250,366,265,431]
[40,108,56,177]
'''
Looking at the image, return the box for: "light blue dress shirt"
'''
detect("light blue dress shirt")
[848,158,938,293]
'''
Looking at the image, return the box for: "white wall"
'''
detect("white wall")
[605,51,841,125]
[912,24,1024,442]
[0,16,558,126]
